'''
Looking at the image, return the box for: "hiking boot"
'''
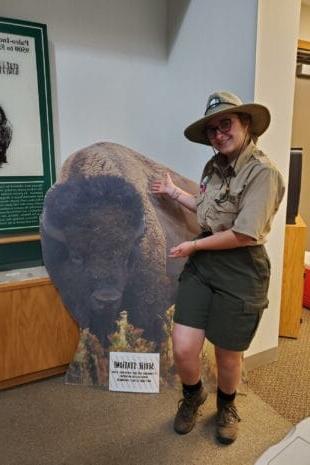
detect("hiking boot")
[216,399,241,445]
[174,387,207,435]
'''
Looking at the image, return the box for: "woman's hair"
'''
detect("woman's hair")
[0,106,12,167]
[237,112,258,143]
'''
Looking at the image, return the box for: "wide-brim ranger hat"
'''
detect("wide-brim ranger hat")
[184,91,271,146]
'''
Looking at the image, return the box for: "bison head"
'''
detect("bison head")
[40,175,145,345]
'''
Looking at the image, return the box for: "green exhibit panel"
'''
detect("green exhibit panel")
[0,238,43,271]
[0,17,55,270]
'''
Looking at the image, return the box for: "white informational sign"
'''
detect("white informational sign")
[0,32,43,176]
[109,352,160,393]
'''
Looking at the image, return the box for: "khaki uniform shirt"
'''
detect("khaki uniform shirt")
[196,141,285,244]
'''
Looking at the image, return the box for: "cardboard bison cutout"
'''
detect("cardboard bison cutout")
[40,142,201,386]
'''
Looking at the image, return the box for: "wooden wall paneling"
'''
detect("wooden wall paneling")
[279,216,307,338]
[298,39,310,50]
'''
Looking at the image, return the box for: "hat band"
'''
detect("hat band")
[205,101,237,115]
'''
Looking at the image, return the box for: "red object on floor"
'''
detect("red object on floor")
[304,267,310,309]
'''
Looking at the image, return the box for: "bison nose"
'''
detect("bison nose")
[91,288,122,303]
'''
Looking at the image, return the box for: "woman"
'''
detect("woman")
[151,91,285,444]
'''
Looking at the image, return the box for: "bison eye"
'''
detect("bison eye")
[70,252,83,266]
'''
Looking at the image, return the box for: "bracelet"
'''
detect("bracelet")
[193,240,198,251]
[171,187,182,200]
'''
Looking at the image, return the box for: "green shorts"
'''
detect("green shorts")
[173,245,270,351]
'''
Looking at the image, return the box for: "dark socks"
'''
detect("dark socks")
[217,387,236,403]
[182,379,202,396]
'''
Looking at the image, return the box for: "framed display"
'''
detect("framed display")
[0,17,55,236]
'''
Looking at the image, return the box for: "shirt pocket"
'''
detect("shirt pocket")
[209,192,241,228]
[196,193,212,228]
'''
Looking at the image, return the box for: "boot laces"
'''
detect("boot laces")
[219,404,241,425]
[177,395,197,419]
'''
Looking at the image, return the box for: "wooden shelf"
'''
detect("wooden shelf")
[0,233,40,245]
[298,39,310,50]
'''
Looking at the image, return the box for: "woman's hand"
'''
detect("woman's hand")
[151,172,197,212]
[150,172,178,198]
[169,241,196,258]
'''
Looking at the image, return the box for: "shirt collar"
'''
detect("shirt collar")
[213,140,257,176]
[230,140,257,174]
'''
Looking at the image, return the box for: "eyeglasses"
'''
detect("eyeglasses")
[205,118,232,140]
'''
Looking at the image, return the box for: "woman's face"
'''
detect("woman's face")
[205,113,249,158]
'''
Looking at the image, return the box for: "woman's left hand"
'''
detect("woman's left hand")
[169,241,195,258]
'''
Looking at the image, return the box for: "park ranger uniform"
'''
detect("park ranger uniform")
[173,141,285,351]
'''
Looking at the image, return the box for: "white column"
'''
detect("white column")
[246,0,301,358]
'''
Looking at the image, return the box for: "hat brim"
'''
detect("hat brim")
[184,103,271,145]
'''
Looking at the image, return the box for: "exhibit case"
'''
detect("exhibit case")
[0,267,79,389]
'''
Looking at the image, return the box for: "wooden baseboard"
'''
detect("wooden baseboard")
[0,365,69,390]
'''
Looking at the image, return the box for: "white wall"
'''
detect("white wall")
[292,4,310,250]
[299,3,310,39]
[245,0,301,358]
[166,0,258,181]
[1,0,300,360]
[0,0,258,180]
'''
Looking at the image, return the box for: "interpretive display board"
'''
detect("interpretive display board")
[40,142,211,391]
[0,17,55,235]
[41,142,251,393]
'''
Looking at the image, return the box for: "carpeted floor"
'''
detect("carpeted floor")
[248,308,310,424]
[0,378,291,465]
[3,311,309,464]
